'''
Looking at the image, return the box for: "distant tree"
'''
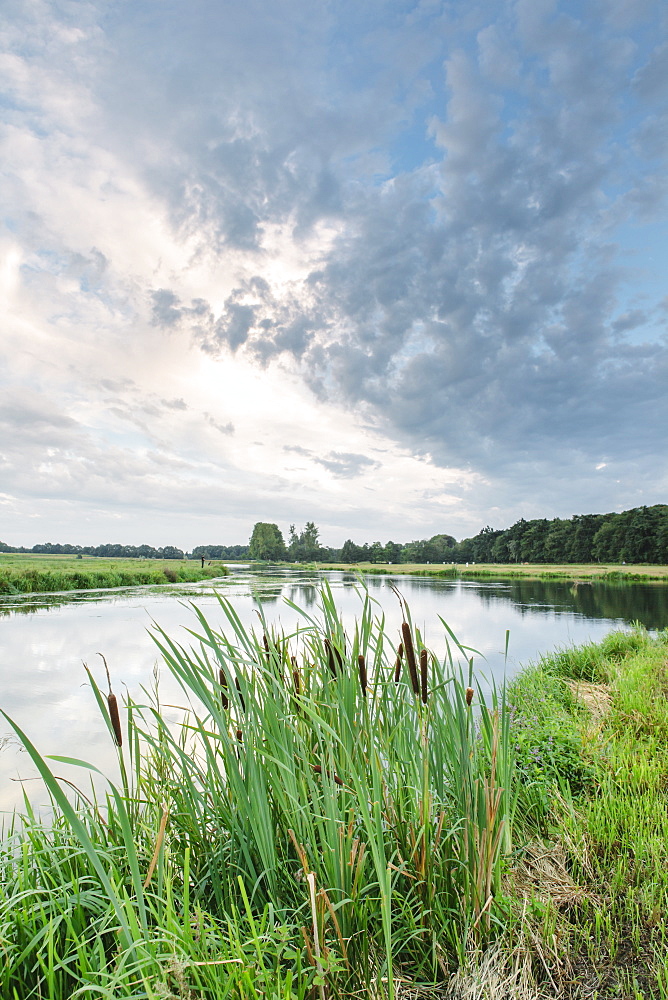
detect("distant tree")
[472,526,501,563]
[567,514,605,563]
[519,519,549,562]
[190,544,249,559]
[622,506,659,563]
[249,523,287,561]
[384,540,403,563]
[159,545,185,560]
[341,539,362,563]
[544,520,572,562]
[301,522,321,560]
[369,541,384,563]
[592,518,624,562]
[288,522,326,561]
[427,534,456,561]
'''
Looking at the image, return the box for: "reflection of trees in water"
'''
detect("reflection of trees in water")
[473,580,668,630]
[286,584,318,609]
[249,582,281,605]
[0,594,91,617]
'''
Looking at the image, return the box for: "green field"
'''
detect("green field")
[324,560,668,581]
[1,584,667,997]
[0,553,228,595]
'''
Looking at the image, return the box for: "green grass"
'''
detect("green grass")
[2,584,668,998]
[503,624,668,997]
[0,583,516,998]
[0,554,228,595]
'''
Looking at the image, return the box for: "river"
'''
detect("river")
[1,566,666,815]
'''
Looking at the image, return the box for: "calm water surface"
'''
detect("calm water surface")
[1,567,666,814]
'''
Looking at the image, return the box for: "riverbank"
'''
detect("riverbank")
[0,591,666,997]
[0,553,228,594]
[322,560,668,582]
[496,624,668,997]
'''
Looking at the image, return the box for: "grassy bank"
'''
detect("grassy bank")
[496,624,668,998]
[0,554,228,595]
[324,560,668,582]
[1,586,667,997]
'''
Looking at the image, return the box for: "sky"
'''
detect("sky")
[0,0,666,550]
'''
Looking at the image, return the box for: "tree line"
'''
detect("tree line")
[0,542,186,559]
[242,505,668,565]
[454,505,668,565]
[2,504,666,565]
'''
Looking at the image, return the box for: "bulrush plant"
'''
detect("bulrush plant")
[0,582,517,998]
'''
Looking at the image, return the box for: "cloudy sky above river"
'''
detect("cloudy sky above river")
[1,0,666,549]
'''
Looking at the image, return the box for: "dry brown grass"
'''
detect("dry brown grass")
[565,680,611,724]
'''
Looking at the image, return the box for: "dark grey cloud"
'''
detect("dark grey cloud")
[283,444,379,478]
[151,289,215,338]
[314,452,380,479]
[151,289,182,328]
[175,2,666,498]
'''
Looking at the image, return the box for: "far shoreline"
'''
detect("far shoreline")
[316,561,668,582]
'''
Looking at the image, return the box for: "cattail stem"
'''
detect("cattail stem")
[307,872,326,1000]
[401,623,420,696]
[235,676,246,713]
[358,654,367,697]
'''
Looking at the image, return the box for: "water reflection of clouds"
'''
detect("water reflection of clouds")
[1,570,660,814]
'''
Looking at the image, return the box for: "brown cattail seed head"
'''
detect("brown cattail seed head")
[291,656,301,695]
[219,668,229,711]
[420,649,428,704]
[401,623,420,697]
[465,687,474,706]
[107,692,123,747]
[394,642,403,682]
[325,637,343,677]
[358,654,368,697]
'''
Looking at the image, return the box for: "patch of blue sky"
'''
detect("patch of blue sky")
[387,117,439,176]
[612,222,668,343]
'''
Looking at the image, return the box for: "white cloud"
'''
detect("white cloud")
[1,0,666,548]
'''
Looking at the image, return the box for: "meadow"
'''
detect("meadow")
[323,561,668,582]
[0,554,228,595]
[1,582,667,997]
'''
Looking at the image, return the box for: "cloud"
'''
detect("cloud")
[205,413,235,435]
[204,4,667,492]
[314,452,381,479]
[1,0,666,546]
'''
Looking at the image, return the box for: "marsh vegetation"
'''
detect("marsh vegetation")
[0,554,228,595]
[1,582,667,997]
